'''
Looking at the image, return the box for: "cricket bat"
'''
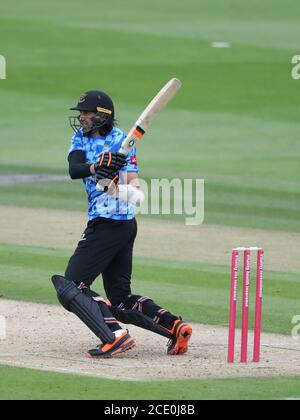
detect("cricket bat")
[119,78,182,154]
[96,78,181,193]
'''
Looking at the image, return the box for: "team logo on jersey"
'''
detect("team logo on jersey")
[130,155,137,165]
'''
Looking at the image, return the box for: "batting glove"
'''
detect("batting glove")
[94,152,127,175]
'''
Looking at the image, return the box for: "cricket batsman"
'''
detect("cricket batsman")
[51,90,192,358]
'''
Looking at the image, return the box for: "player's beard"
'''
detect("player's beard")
[82,125,93,135]
[81,119,94,136]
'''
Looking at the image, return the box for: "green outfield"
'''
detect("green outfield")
[0,243,299,335]
[0,0,300,400]
[1,0,300,231]
[1,365,300,401]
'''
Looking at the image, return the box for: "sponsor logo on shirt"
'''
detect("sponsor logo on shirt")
[130,155,137,165]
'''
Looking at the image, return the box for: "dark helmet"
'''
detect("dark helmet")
[69,90,115,135]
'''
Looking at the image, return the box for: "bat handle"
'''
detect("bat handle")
[119,146,127,155]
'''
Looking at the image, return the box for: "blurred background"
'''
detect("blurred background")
[0,0,299,231]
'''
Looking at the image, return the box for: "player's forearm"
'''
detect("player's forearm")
[68,150,94,179]
[69,163,94,179]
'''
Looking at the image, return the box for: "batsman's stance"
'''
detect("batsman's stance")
[52,90,192,358]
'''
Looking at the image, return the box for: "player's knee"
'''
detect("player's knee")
[52,276,85,309]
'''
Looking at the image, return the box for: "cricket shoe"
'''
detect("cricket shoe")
[167,319,193,355]
[87,331,137,358]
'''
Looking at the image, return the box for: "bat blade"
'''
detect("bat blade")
[120,78,182,154]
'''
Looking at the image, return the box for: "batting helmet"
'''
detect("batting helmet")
[69,90,115,135]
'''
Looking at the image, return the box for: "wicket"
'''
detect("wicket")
[227,247,264,364]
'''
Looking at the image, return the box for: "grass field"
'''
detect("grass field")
[1,365,300,401]
[0,243,299,335]
[0,0,300,400]
[1,0,300,231]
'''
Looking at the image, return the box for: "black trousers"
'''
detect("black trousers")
[65,217,137,307]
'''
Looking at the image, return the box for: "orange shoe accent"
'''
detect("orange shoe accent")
[167,322,193,356]
[101,333,131,353]
[169,319,181,335]
[87,331,136,359]
[110,339,137,356]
